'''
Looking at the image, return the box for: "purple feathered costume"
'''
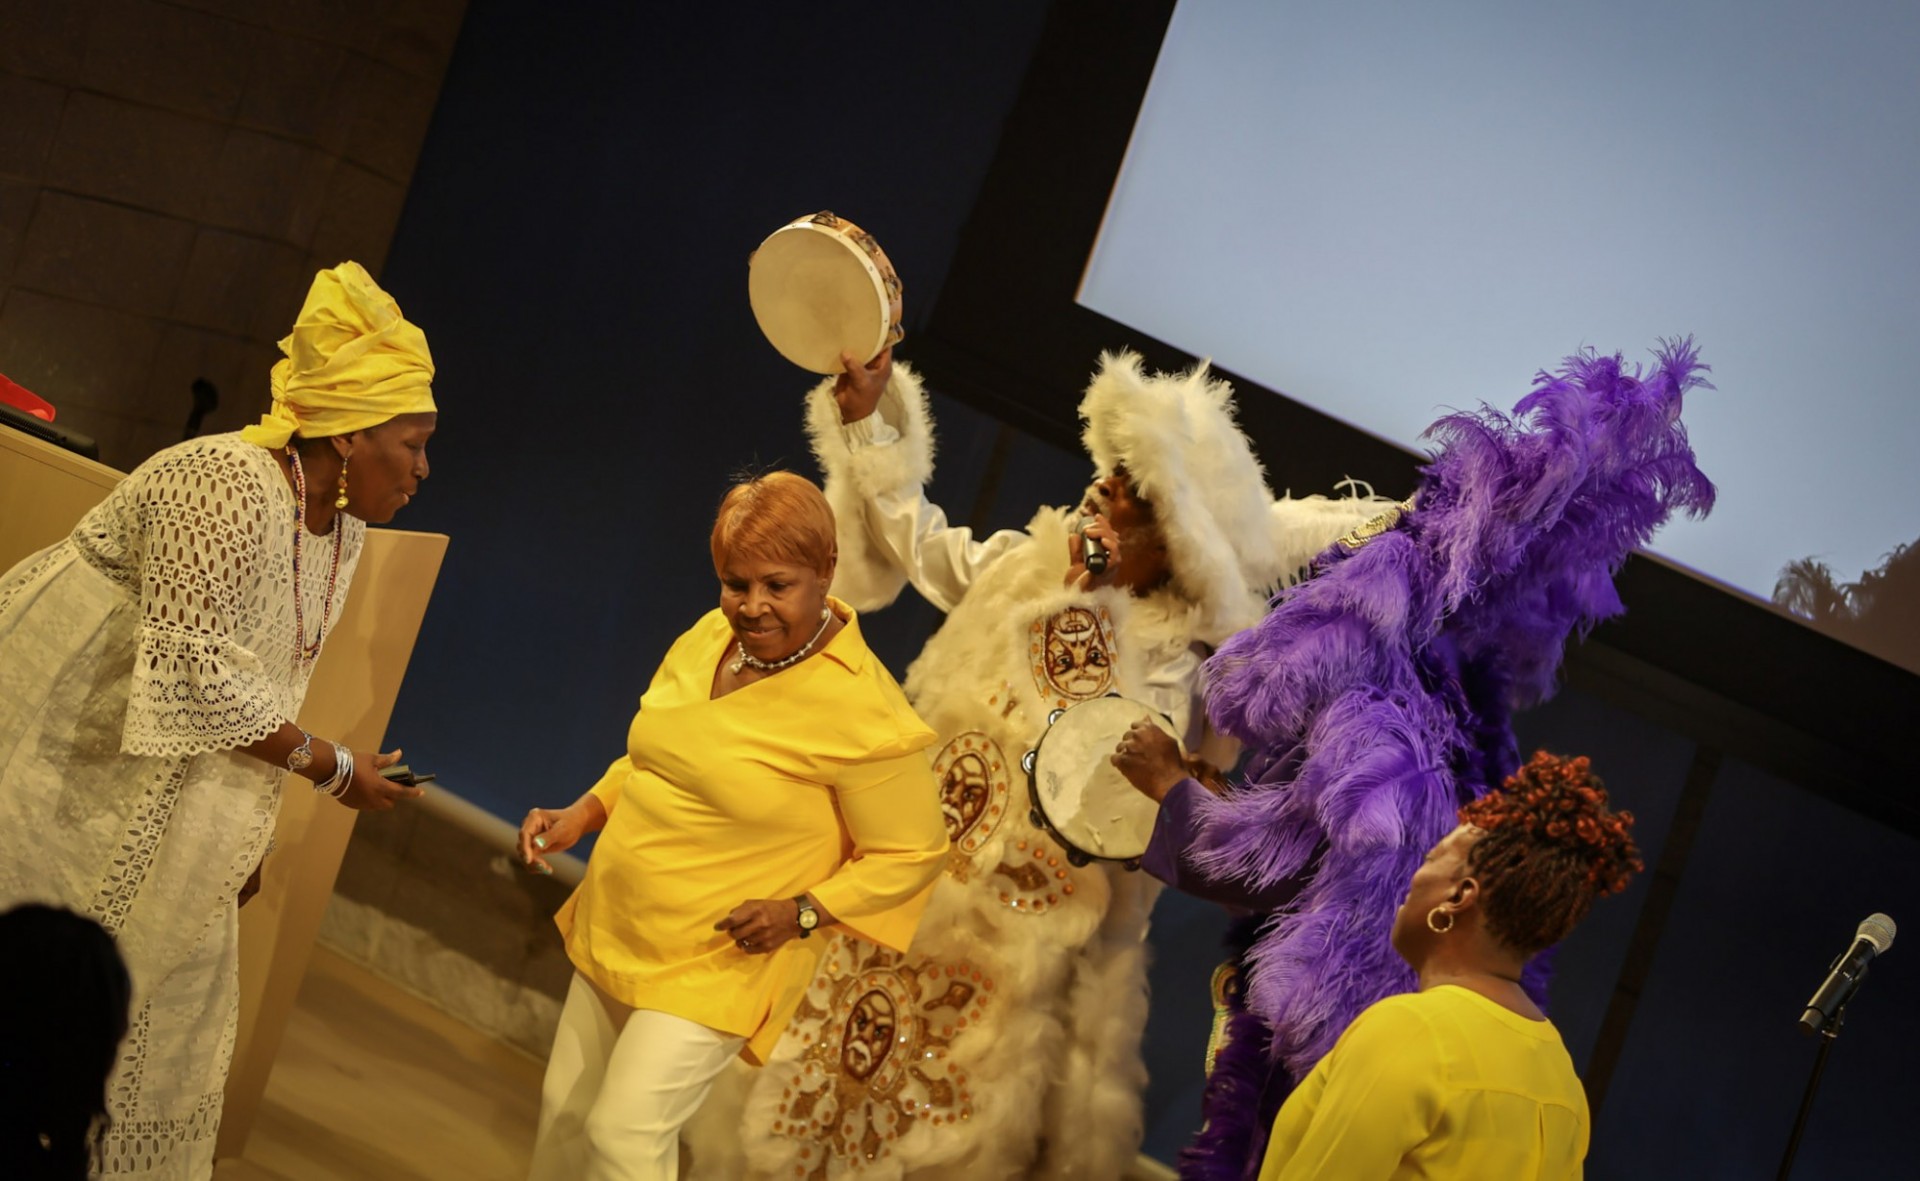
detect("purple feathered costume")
[1172,341,1716,1179]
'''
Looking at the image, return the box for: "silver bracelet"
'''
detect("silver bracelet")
[328,743,353,799]
[315,742,353,799]
[329,745,354,800]
[286,730,316,773]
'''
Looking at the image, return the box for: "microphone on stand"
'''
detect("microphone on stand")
[1799,913,1895,1035]
[1078,517,1109,576]
[1778,913,1896,1180]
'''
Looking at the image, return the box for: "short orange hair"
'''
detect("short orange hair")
[710,470,837,578]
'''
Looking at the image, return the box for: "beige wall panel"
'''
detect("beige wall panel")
[0,422,122,566]
[220,525,448,1158]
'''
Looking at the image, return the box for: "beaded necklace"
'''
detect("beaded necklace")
[286,446,344,669]
[728,608,834,675]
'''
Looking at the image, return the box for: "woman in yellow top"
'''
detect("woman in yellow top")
[1259,751,1644,1181]
[517,471,949,1181]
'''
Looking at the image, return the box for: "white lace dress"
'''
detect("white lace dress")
[0,432,363,1179]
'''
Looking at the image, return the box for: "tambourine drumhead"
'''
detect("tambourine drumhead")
[1028,696,1181,863]
[748,212,905,375]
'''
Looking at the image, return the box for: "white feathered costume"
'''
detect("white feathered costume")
[686,354,1384,1179]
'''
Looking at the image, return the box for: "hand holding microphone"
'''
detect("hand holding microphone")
[1080,516,1109,575]
[1068,514,1117,588]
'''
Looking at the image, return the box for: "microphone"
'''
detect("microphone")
[182,377,218,440]
[1799,913,1895,1035]
[1078,517,1108,575]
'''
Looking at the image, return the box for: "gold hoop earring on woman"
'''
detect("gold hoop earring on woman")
[1427,906,1455,934]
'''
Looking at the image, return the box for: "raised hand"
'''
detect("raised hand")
[832,348,892,424]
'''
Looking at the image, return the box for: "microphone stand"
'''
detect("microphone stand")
[1775,1001,1844,1181]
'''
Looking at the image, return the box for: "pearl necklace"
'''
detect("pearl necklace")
[729,608,833,675]
[287,446,344,670]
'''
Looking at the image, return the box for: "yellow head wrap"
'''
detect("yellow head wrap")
[239,261,437,449]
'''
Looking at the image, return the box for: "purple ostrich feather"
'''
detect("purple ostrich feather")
[1182,341,1714,1175]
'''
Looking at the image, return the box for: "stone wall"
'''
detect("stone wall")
[0,0,465,470]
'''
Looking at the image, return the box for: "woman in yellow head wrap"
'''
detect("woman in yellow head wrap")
[0,262,437,1180]
[244,258,440,524]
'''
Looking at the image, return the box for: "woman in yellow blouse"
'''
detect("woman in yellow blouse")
[517,471,949,1181]
[1259,752,1644,1181]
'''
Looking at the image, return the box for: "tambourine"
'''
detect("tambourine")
[748,210,905,375]
[1021,694,1181,869]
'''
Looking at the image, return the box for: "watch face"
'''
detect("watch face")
[799,906,819,929]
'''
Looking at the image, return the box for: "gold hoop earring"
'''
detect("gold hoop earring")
[334,457,349,510]
[1426,907,1455,934]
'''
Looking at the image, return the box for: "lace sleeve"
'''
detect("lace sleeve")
[120,444,291,758]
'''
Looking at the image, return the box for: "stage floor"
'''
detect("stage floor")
[209,941,1175,1180]
[213,945,546,1181]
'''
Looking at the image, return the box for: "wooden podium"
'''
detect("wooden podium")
[0,426,448,1159]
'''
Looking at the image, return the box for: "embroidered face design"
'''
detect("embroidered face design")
[939,751,991,842]
[775,939,988,1162]
[931,733,1011,864]
[1035,606,1115,700]
[841,988,897,1082]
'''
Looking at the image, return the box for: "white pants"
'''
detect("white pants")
[529,973,747,1181]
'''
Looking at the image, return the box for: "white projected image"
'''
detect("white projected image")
[1081,0,1919,610]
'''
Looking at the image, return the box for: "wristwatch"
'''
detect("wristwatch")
[286,730,315,773]
[794,894,819,939]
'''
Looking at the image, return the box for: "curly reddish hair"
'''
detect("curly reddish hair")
[1459,751,1644,955]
